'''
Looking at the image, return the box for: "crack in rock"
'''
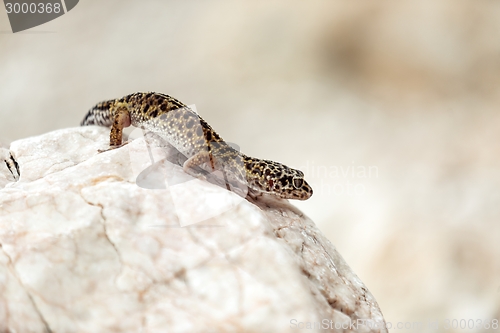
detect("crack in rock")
[77,194,135,301]
[0,243,53,333]
[78,192,124,270]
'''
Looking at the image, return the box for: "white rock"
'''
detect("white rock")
[0,127,387,333]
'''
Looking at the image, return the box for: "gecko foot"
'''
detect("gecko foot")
[98,141,130,153]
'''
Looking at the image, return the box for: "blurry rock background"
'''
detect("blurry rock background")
[1,1,499,332]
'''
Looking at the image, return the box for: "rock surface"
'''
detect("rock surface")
[0,127,387,333]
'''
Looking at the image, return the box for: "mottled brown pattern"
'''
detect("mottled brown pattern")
[81,92,313,200]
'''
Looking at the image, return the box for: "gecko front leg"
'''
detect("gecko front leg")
[182,150,233,192]
[99,103,132,153]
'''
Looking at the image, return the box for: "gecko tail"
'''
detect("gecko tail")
[80,100,115,127]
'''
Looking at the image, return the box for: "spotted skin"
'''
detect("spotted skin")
[81,92,313,200]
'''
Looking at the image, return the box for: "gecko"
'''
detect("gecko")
[81,92,313,200]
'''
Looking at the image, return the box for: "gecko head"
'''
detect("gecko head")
[279,167,313,200]
[244,158,313,200]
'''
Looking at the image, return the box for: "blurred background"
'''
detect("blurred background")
[1,1,499,331]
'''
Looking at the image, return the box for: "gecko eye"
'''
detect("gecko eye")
[292,177,303,189]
